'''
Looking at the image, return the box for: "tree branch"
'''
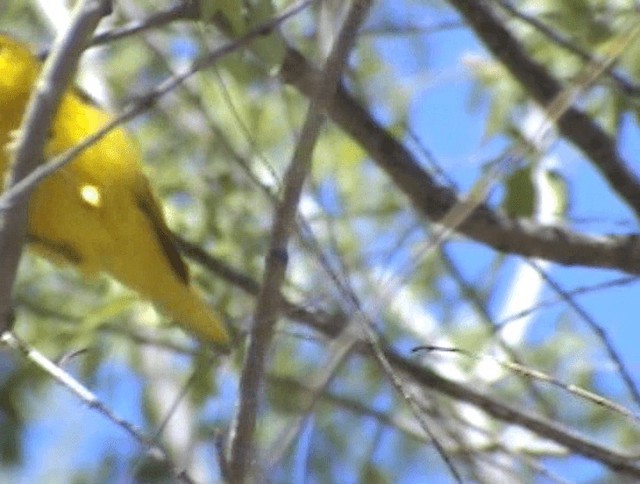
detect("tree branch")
[280,47,640,274]
[226,1,371,481]
[84,0,640,276]
[0,0,111,331]
[448,0,640,218]
[176,235,640,478]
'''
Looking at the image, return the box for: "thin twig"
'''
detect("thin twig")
[439,247,557,418]
[226,1,371,480]
[83,0,640,278]
[413,345,640,425]
[177,226,640,476]
[0,331,194,482]
[450,0,640,217]
[264,327,360,471]
[525,260,640,408]
[0,1,312,215]
[390,346,640,477]
[494,0,640,97]
[280,47,640,274]
[0,0,110,330]
[496,275,639,328]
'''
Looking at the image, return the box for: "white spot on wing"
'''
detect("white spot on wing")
[80,184,101,208]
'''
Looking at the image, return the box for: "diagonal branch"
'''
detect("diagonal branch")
[176,237,640,478]
[493,0,640,97]
[385,346,640,478]
[226,1,371,481]
[448,0,640,218]
[0,0,111,331]
[1,331,194,482]
[88,0,640,275]
[280,47,640,274]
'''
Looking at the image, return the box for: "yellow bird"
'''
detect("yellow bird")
[0,34,230,348]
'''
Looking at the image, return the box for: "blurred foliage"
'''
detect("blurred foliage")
[0,0,639,482]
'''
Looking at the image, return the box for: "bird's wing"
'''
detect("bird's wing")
[134,176,190,285]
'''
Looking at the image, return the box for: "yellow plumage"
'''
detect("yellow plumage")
[0,35,230,348]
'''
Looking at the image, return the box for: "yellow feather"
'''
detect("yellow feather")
[0,35,230,348]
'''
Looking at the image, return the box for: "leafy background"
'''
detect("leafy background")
[1,0,640,482]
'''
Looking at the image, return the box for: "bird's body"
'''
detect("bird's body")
[0,35,230,347]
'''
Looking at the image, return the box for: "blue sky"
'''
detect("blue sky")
[372,5,640,482]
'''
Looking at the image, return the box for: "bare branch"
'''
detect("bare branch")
[449,0,640,218]
[0,0,111,331]
[494,0,640,97]
[227,1,372,480]
[0,331,194,482]
[280,47,640,274]
[177,241,640,478]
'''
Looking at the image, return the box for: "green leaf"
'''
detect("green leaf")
[502,166,536,217]
[201,0,246,34]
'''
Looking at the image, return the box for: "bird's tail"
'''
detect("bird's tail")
[160,284,231,349]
